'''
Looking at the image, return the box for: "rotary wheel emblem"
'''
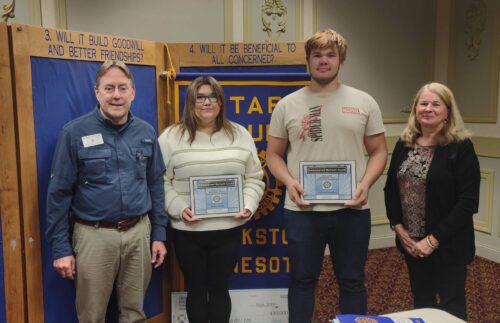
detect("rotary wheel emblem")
[253,149,284,220]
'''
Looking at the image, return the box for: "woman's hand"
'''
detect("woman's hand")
[234,208,252,219]
[412,235,438,258]
[394,224,419,258]
[181,208,202,222]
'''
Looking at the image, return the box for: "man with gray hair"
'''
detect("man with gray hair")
[46,60,168,322]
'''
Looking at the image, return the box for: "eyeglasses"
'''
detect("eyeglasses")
[196,94,218,103]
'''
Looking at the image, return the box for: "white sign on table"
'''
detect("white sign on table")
[172,289,288,323]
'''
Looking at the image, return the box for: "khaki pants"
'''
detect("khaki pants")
[72,216,152,323]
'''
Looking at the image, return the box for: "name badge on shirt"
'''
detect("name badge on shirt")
[82,133,104,147]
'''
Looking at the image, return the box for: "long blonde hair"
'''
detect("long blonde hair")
[401,82,471,146]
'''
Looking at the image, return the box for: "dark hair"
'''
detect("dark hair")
[177,76,236,144]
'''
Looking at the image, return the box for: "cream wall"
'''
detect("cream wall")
[6,0,499,262]
[314,0,500,262]
[318,0,436,124]
[66,0,225,42]
[446,0,500,262]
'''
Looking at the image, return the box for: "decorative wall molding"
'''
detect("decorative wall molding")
[472,136,500,158]
[261,0,288,41]
[464,0,487,61]
[313,0,319,34]
[371,216,389,226]
[368,234,395,250]
[295,0,303,40]
[448,0,499,123]
[476,241,500,262]
[29,0,41,26]
[224,0,234,42]
[243,0,302,42]
[1,0,15,22]
[370,169,389,226]
[474,169,494,233]
[55,0,66,29]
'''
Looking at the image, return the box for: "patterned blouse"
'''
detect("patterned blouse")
[397,145,436,237]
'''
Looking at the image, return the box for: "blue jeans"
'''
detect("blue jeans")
[284,208,371,323]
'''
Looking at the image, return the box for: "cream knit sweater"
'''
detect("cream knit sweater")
[158,122,265,231]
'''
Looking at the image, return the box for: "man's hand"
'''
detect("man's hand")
[53,255,76,280]
[344,184,369,209]
[286,179,310,207]
[151,241,167,268]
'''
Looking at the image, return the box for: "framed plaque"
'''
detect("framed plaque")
[190,174,244,217]
[299,161,356,203]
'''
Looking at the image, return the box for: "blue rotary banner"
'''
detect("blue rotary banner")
[174,67,310,289]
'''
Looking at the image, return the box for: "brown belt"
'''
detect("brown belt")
[74,215,143,232]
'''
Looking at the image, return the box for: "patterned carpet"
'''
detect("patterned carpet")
[313,247,500,323]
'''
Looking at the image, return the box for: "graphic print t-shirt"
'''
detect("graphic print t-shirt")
[269,84,385,211]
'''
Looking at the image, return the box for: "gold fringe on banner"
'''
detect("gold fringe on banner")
[162,44,176,105]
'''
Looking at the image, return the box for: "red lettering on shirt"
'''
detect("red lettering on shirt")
[342,107,360,114]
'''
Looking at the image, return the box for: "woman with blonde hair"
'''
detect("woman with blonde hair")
[384,82,480,320]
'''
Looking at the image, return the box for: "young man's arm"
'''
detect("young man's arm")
[266,135,310,207]
[345,132,387,208]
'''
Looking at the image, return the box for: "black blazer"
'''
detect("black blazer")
[384,138,480,264]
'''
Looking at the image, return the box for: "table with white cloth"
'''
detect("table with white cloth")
[382,308,467,323]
